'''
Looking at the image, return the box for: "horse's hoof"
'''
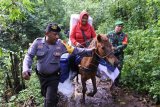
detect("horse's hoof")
[87,93,94,97]
[80,99,85,104]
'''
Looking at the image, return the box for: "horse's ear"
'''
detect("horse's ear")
[97,34,102,42]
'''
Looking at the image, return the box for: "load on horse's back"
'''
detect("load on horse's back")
[69,14,93,35]
[59,12,94,83]
[68,13,93,46]
[69,11,97,80]
[79,34,118,104]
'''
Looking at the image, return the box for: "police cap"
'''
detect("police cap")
[45,23,61,33]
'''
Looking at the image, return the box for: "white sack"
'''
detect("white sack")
[98,64,120,82]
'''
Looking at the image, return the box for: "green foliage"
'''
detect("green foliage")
[0,0,34,21]
[0,48,12,103]
[97,0,160,33]
[0,0,41,51]
[121,26,160,102]
[0,48,2,57]
[15,73,43,106]
[0,0,160,105]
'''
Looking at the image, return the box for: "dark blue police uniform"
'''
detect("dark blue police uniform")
[23,37,93,107]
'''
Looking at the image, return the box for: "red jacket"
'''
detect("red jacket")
[70,11,96,47]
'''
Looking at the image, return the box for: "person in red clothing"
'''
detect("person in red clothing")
[70,10,96,48]
[69,10,96,80]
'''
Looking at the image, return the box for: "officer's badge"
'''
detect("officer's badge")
[38,45,43,49]
[53,52,61,56]
[51,25,57,30]
[56,46,61,49]
[38,51,45,56]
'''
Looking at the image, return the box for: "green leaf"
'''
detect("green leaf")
[0,48,2,57]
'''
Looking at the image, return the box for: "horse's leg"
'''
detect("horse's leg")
[87,76,97,97]
[80,77,87,104]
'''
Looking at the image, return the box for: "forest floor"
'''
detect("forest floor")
[57,75,160,107]
[8,75,160,107]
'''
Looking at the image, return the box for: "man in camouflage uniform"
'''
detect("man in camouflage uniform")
[22,23,94,107]
[107,20,128,86]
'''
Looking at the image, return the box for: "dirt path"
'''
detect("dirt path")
[58,75,158,107]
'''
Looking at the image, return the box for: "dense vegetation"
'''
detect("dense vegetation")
[0,0,160,106]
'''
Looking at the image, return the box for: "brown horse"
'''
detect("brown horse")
[78,34,118,104]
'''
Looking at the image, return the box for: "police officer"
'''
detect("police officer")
[107,20,128,86]
[22,23,94,107]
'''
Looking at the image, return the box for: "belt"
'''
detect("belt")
[36,68,60,78]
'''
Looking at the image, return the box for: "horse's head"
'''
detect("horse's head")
[94,34,118,66]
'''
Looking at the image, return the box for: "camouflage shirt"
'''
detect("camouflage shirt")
[107,31,128,53]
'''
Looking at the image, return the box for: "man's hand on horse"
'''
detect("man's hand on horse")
[90,46,96,52]
[61,40,74,54]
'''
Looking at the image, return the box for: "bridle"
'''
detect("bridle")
[94,41,114,59]
[80,45,114,72]
[95,50,114,59]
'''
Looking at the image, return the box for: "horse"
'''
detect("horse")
[78,34,118,104]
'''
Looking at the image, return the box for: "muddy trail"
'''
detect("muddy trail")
[57,75,158,107]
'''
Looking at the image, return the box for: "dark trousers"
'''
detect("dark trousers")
[36,69,59,107]
[114,53,124,86]
[44,84,59,107]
